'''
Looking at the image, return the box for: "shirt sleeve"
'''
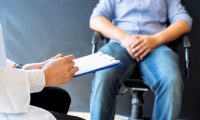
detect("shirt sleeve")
[25,69,45,93]
[167,0,193,27]
[6,59,15,68]
[0,67,45,113]
[90,0,116,21]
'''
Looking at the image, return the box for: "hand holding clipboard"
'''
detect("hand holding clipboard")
[74,52,122,77]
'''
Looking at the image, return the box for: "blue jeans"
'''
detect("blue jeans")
[90,42,183,120]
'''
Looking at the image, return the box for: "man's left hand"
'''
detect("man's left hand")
[130,35,160,61]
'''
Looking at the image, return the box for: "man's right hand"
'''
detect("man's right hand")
[121,34,140,61]
[42,55,79,87]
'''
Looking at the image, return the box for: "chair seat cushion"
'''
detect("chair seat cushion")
[124,79,149,89]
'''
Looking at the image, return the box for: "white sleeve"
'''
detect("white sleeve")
[6,59,15,68]
[25,69,45,93]
[0,67,45,113]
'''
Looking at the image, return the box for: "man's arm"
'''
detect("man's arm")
[90,16,128,43]
[154,20,191,45]
[90,0,133,44]
[90,16,140,59]
[130,20,191,60]
[131,0,193,60]
[155,0,192,45]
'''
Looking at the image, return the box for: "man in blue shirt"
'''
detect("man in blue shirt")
[90,0,192,120]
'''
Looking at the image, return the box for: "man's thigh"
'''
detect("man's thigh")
[96,42,137,84]
[139,45,182,90]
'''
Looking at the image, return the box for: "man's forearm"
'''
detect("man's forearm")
[90,16,129,42]
[154,20,191,45]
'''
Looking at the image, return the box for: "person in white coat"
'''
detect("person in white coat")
[0,23,83,120]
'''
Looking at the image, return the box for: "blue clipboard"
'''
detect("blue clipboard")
[74,62,123,77]
[74,52,123,77]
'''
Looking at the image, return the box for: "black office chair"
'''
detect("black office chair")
[91,31,191,120]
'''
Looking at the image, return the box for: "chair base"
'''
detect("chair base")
[115,114,150,120]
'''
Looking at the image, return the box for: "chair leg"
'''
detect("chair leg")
[130,91,145,120]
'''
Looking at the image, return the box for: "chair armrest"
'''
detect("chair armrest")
[91,31,109,54]
[183,34,191,79]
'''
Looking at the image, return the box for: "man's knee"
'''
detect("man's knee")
[159,73,183,93]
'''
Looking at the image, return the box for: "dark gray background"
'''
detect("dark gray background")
[3,0,200,119]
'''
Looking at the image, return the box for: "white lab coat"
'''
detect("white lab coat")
[0,24,57,120]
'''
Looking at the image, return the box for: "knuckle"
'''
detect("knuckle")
[65,55,75,61]
[69,54,76,59]
[75,67,79,71]
[71,61,75,66]
[66,61,74,67]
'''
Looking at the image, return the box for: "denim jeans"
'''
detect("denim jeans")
[90,42,183,120]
